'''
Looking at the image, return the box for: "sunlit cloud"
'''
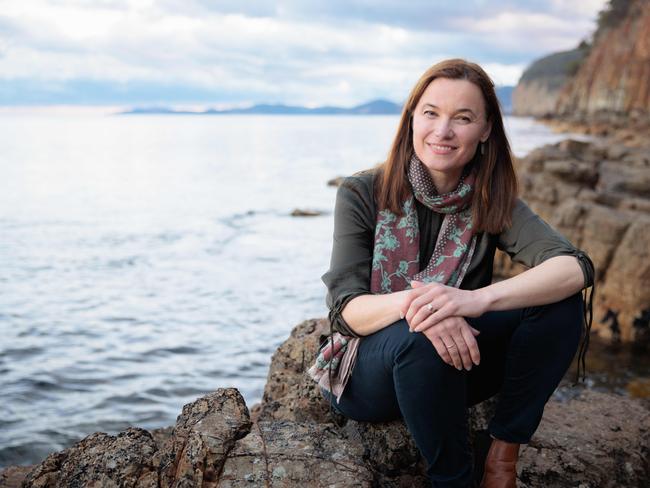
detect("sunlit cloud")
[0,0,608,106]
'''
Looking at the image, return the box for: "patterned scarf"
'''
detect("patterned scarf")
[308,154,478,401]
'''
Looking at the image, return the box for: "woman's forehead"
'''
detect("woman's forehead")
[418,78,486,112]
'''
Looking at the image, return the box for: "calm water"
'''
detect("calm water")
[0,113,629,468]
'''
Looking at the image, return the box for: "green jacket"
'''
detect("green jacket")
[322,169,595,337]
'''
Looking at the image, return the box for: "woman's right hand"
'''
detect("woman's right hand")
[420,316,480,371]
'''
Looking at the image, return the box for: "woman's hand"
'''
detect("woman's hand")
[420,316,481,370]
[401,280,489,333]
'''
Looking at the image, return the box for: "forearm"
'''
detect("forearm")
[478,255,585,312]
[341,290,410,336]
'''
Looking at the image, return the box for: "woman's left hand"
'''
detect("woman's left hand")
[401,280,489,332]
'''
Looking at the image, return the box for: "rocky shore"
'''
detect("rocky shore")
[2,318,649,487]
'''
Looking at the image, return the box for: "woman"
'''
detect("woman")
[309,59,594,488]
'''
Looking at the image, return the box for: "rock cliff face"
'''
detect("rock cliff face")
[556,0,650,115]
[3,318,650,487]
[514,0,650,117]
[512,48,587,116]
[494,138,650,342]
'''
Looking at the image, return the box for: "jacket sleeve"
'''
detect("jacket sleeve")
[497,198,595,289]
[321,175,376,337]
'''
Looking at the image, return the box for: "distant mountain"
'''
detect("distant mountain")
[123,99,402,115]
[123,90,516,116]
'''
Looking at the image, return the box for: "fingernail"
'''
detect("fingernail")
[399,312,404,319]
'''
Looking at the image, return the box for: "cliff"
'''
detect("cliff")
[493,138,650,343]
[2,319,650,487]
[514,0,650,118]
[556,0,650,115]
[512,48,588,116]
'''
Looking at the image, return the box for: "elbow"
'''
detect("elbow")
[573,250,595,289]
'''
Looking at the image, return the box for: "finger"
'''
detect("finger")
[402,287,431,321]
[442,337,463,370]
[429,336,453,366]
[424,305,454,328]
[410,280,425,288]
[405,289,431,324]
[450,332,473,370]
[412,298,452,332]
[470,326,480,336]
[409,301,435,331]
[460,326,481,366]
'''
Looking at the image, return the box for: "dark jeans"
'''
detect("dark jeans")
[321,293,583,488]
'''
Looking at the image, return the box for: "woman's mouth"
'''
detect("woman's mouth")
[428,143,457,155]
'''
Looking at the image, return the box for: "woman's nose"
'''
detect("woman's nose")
[433,118,453,138]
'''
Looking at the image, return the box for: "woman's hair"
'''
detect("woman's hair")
[376,58,518,234]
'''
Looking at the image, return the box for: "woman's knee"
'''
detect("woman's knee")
[520,292,584,350]
[384,319,450,369]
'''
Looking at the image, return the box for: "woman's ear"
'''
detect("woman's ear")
[481,121,492,143]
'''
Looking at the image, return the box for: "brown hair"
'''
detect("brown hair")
[376,58,518,234]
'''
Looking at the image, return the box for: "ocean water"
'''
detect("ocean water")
[0,113,596,467]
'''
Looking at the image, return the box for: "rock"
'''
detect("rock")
[495,136,650,343]
[518,389,650,487]
[251,318,337,424]
[596,218,650,342]
[220,420,373,487]
[0,465,34,488]
[543,159,599,186]
[153,388,252,487]
[556,0,650,116]
[21,427,158,488]
[290,208,324,217]
[6,320,650,487]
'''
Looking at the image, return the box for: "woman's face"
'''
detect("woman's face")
[412,77,492,189]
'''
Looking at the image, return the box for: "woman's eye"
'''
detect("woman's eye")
[456,116,471,123]
[424,110,437,117]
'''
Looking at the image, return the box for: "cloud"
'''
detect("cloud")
[0,0,608,105]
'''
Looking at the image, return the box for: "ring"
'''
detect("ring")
[427,303,434,313]
[446,344,457,349]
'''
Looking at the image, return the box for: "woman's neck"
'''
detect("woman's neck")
[428,169,462,194]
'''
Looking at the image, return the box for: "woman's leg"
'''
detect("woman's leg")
[466,292,584,442]
[322,319,473,488]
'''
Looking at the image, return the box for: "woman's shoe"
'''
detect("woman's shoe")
[479,438,520,488]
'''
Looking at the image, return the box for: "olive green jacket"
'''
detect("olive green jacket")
[322,169,595,337]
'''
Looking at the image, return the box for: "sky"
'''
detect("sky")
[0,0,609,108]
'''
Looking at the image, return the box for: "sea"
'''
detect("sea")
[0,112,642,468]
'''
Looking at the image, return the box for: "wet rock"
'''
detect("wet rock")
[290,208,324,217]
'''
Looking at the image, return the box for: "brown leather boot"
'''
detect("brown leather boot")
[479,438,520,488]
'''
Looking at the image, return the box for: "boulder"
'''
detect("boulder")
[5,320,650,487]
[496,137,650,344]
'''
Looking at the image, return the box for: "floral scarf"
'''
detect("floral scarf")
[308,154,478,401]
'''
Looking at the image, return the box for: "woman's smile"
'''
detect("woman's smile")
[412,77,491,193]
[427,142,458,154]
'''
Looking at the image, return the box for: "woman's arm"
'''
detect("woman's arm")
[341,290,410,336]
[404,254,585,332]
